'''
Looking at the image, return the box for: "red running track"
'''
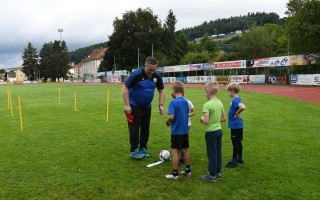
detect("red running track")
[166,84,320,104]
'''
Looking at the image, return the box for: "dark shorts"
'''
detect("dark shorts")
[231,128,243,141]
[171,134,189,149]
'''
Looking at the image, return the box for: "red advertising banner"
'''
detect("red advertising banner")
[214,60,246,69]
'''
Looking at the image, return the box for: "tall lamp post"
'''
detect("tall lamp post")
[58,29,63,42]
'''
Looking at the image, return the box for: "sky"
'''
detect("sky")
[0,0,288,69]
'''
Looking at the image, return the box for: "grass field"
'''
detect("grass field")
[0,83,319,200]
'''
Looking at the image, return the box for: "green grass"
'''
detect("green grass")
[0,83,319,200]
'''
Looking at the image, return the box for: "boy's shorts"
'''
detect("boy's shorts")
[171,134,189,149]
[231,128,243,141]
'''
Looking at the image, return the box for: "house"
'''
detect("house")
[78,48,107,78]
[15,65,27,82]
[68,63,75,79]
[74,61,84,79]
[6,71,16,83]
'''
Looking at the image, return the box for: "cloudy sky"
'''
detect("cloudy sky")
[0,0,288,69]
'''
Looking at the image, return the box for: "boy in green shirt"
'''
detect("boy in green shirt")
[200,82,226,181]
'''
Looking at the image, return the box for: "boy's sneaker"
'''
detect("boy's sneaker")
[130,148,144,159]
[215,173,222,179]
[165,174,179,180]
[180,171,192,177]
[140,148,150,158]
[237,159,244,164]
[225,161,237,168]
[200,175,217,182]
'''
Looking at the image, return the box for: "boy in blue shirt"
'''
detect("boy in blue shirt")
[225,82,246,168]
[165,82,191,179]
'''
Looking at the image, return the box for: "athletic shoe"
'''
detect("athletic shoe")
[225,161,237,168]
[181,171,192,177]
[215,173,222,179]
[130,148,144,159]
[140,148,150,158]
[237,159,244,164]
[200,175,217,182]
[165,174,179,180]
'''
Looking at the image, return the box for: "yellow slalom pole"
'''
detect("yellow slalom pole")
[106,89,109,123]
[58,88,61,106]
[74,91,77,111]
[18,95,23,132]
[7,90,10,110]
[9,91,13,117]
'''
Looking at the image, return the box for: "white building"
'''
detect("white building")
[76,48,107,78]
[15,65,27,82]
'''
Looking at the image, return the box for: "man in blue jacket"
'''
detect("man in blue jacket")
[122,57,165,159]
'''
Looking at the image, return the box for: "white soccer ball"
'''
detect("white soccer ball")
[159,150,171,161]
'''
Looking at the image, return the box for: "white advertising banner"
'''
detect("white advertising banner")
[163,66,182,72]
[248,75,265,84]
[230,75,248,83]
[181,65,190,72]
[107,75,121,83]
[162,77,176,83]
[253,56,289,67]
[163,66,175,72]
[297,74,314,85]
[186,76,215,83]
[214,60,246,69]
[313,74,320,86]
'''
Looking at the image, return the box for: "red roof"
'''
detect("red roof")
[83,48,107,62]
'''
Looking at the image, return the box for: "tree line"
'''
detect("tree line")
[21,0,320,80]
[100,0,319,74]
[21,41,70,81]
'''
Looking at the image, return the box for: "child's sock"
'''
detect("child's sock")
[185,165,191,173]
[172,169,178,177]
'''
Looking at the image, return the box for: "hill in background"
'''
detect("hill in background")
[69,12,284,64]
[178,12,284,40]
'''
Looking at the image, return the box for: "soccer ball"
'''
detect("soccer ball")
[159,150,171,161]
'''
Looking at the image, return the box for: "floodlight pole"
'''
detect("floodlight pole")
[58,29,63,42]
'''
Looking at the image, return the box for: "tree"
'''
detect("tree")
[58,41,71,80]
[286,0,320,54]
[107,8,163,70]
[231,24,287,59]
[170,34,188,65]
[22,42,39,81]
[163,9,177,58]
[39,40,70,82]
[98,50,114,73]
[183,33,220,64]
[198,33,220,54]
[180,51,212,64]
[178,12,283,40]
